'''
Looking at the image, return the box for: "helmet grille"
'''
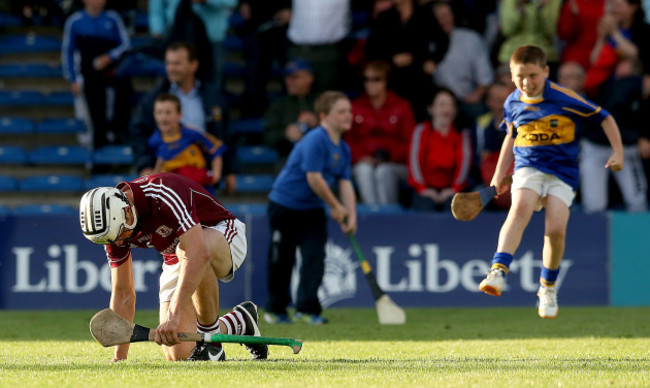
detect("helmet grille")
[94,209,104,229]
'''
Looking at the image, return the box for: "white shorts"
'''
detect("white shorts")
[159,218,247,303]
[512,167,575,209]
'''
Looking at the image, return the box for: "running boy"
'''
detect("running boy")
[478,45,624,319]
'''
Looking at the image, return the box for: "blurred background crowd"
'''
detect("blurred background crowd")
[3,0,650,214]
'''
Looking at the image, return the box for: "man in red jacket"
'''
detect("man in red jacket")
[346,60,416,205]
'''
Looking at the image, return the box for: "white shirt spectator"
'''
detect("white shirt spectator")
[170,81,206,132]
[434,28,494,99]
[287,0,350,45]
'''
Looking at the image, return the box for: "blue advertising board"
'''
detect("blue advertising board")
[0,211,609,310]
[0,215,248,309]
[249,211,609,309]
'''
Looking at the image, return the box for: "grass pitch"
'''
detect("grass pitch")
[1,307,649,387]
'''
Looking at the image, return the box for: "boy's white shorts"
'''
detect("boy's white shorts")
[159,218,247,303]
[512,167,575,209]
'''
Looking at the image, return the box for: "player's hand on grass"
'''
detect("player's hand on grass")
[112,343,130,362]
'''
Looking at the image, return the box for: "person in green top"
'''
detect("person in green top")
[498,0,562,65]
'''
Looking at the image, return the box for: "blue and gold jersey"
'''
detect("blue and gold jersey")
[147,124,226,172]
[500,80,610,190]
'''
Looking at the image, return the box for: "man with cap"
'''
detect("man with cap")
[264,59,319,160]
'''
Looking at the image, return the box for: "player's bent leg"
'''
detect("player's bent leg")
[191,266,220,329]
[202,227,234,279]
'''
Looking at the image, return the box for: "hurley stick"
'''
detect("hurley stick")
[348,234,406,325]
[89,308,303,354]
[451,175,513,221]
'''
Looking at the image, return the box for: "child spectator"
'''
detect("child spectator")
[149,94,227,194]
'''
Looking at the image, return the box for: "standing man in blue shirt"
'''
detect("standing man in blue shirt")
[265,91,357,325]
[62,0,131,149]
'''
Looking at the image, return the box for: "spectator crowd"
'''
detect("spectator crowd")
[16,0,650,213]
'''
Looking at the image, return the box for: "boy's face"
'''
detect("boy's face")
[321,98,353,133]
[154,101,182,136]
[510,62,549,99]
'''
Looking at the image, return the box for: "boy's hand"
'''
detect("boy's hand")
[605,154,623,172]
[341,214,357,235]
[490,175,512,195]
[330,204,349,225]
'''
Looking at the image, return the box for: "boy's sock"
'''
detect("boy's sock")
[491,252,513,276]
[540,266,560,288]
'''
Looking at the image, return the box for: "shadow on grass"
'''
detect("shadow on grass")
[1,307,650,342]
[2,356,650,373]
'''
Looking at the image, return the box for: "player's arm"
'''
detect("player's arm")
[109,253,136,361]
[491,129,515,194]
[306,171,348,225]
[338,179,357,235]
[156,225,209,346]
[601,115,624,171]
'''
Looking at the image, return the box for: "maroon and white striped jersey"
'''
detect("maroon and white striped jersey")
[105,173,235,267]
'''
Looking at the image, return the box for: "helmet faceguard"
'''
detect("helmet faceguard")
[79,187,138,244]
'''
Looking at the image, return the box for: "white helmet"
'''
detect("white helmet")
[79,187,138,244]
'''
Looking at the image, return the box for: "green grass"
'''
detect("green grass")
[1,307,650,387]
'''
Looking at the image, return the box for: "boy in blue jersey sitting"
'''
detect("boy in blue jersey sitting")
[478,45,624,319]
[149,93,227,193]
